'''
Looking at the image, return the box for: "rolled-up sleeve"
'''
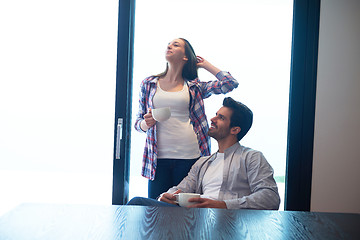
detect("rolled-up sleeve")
[199,71,239,99]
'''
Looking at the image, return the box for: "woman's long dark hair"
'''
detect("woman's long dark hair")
[155,38,198,80]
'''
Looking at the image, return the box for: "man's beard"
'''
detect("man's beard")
[208,128,230,141]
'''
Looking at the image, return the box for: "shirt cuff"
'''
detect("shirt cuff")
[216,71,230,80]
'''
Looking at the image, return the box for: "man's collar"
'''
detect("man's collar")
[224,142,241,155]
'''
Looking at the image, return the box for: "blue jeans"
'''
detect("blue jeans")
[148,158,198,199]
[127,197,179,207]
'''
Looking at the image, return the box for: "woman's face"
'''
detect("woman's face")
[165,38,187,63]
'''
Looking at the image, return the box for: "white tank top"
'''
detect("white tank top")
[153,81,201,159]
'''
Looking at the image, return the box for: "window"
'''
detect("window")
[0,0,118,215]
[129,0,294,210]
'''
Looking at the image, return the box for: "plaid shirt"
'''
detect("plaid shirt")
[134,71,238,180]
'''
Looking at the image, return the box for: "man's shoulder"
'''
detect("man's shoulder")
[225,142,261,154]
[232,144,265,161]
[239,145,262,154]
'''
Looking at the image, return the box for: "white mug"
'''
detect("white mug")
[152,107,171,122]
[174,193,200,207]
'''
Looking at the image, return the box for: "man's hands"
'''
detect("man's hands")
[159,189,181,205]
[159,189,227,209]
[187,197,227,209]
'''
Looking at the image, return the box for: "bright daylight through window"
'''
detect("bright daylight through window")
[130,0,293,210]
[0,0,118,215]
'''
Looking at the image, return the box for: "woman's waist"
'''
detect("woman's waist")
[159,114,191,124]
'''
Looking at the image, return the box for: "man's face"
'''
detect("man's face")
[208,106,233,140]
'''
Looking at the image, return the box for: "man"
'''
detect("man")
[128,97,280,209]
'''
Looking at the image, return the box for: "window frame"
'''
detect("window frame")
[285,0,320,211]
[112,0,135,205]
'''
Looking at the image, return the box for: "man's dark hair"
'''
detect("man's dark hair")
[223,97,253,141]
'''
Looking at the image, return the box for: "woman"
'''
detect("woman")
[134,38,238,199]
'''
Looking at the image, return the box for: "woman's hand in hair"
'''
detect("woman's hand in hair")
[196,56,221,76]
[196,56,205,66]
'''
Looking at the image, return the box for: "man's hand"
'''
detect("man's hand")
[159,189,181,205]
[187,197,227,209]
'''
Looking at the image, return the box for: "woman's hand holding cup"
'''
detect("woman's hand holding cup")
[144,108,156,128]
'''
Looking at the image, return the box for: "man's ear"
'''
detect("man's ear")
[230,126,241,136]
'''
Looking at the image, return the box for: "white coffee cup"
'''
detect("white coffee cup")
[174,193,200,207]
[152,107,171,122]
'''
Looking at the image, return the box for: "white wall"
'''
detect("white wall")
[311,0,360,213]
